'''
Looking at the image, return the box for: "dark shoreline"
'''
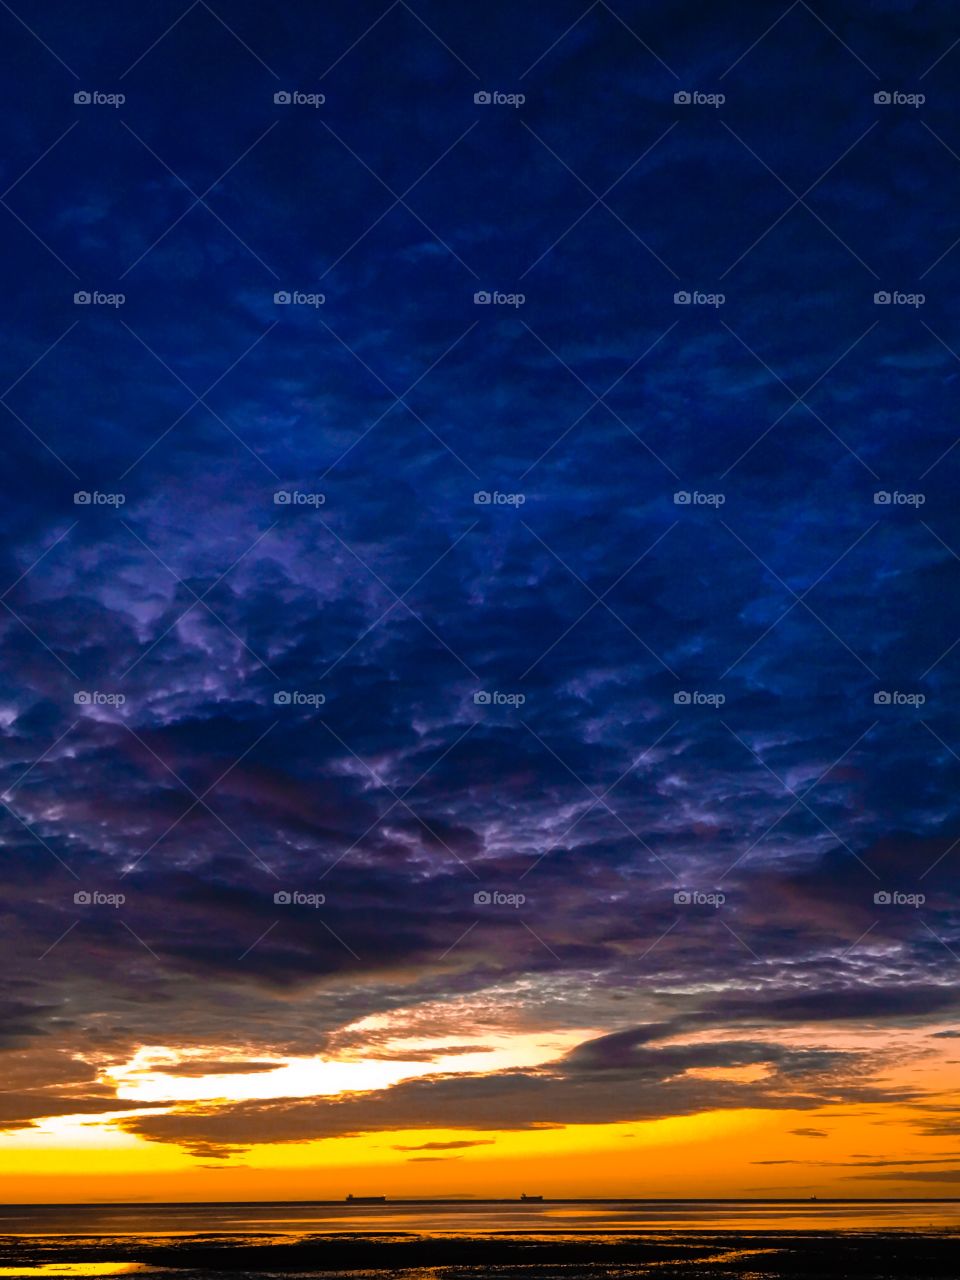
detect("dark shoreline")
[2,1230,960,1277]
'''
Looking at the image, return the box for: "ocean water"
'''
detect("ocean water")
[3,1198,959,1234]
[0,1200,958,1278]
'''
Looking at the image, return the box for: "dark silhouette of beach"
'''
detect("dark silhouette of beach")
[0,1200,959,1276]
[3,1229,960,1277]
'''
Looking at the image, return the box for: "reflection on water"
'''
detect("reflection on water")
[1,1199,958,1237]
[0,1266,150,1276]
[0,1206,957,1280]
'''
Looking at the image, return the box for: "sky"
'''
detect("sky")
[0,0,959,1203]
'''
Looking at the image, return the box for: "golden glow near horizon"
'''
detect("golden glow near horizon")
[0,1019,958,1201]
[1,1102,958,1201]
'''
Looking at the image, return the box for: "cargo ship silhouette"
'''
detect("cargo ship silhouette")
[345,1194,386,1202]
[519,1193,543,1201]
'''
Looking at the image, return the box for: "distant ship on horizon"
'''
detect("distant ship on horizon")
[519,1193,544,1201]
[345,1194,387,1202]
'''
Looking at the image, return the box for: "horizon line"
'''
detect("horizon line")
[5,1197,960,1207]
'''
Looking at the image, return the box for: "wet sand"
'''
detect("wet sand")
[1,1202,958,1278]
[1,1230,959,1278]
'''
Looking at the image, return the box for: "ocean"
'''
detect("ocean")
[0,1199,958,1277]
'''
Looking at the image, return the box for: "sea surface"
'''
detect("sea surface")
[0,1200,957,1278]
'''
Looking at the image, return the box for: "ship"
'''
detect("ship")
[346,1194,387,1202]
[519,1193,543,1201]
